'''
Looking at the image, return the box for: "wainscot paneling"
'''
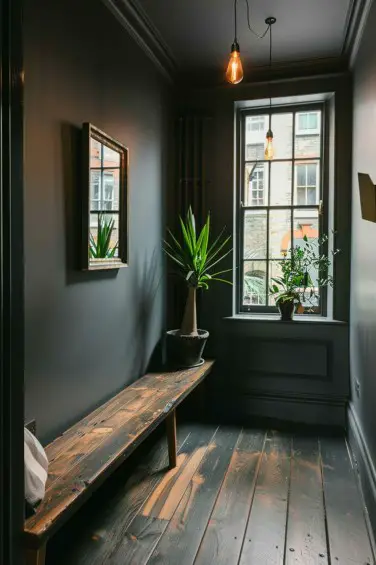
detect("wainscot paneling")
[205,318,349,428]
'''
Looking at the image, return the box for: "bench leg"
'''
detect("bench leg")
[166,409,177,469]
[26,544,46,565]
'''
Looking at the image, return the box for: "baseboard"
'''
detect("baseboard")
[347,403,376,544]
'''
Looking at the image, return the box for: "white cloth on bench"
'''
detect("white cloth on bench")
[24,428,48,507]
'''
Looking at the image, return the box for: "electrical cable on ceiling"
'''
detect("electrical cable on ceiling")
[244,0,271,39]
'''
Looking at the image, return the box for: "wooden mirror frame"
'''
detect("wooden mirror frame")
[81,123,129,270]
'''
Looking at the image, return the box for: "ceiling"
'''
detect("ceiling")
[137,0,354,78]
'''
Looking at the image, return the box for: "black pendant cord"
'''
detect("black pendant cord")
[232,0,270,43]
[269,22,272,110]
[245,0,270,39]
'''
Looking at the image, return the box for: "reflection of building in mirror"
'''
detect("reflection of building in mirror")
[89,137,121,259]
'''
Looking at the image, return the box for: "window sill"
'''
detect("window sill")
[224,314,347,325]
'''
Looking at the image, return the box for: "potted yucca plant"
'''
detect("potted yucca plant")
[164,207,232,368]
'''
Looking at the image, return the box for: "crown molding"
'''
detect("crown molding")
[342,0,374,67]
[101,0,177,82]
[177,56,348,91]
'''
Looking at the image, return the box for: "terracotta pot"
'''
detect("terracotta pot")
[277,299,295,321]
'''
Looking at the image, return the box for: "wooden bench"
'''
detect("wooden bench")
[24,360,214,565]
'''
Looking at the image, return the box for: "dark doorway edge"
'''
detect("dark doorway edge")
[0,0,25,564]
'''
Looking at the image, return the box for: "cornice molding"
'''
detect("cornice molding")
[101,0,177,82]
[342,0,374,67]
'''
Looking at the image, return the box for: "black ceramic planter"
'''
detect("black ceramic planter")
[277,299,295,321]
[166,329,209,369]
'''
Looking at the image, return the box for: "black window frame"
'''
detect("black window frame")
[236,102,328,315]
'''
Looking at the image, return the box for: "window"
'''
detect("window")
[296,163,318,205]
[296,111,320,135]
[249,166,265,206]
[238,105,324,314]
[247,116,265,132]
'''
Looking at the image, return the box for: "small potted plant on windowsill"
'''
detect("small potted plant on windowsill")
[270,233,339,321]
[163,207,232,368]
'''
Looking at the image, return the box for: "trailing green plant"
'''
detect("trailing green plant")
[269,233,340,312]
[163,207,232,335]
[89,213,118,259]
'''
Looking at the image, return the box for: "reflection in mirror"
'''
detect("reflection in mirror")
[82,124,128,270]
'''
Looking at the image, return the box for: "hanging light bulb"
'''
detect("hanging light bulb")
[264,129,274,160]
[226,42,244,84]
[264,17,276,160]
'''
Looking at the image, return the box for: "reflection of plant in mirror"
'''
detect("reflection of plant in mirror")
[89,213,118,259]
[269,233,340,311]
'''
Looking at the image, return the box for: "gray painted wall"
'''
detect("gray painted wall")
[350,0,376,483]
[177,75,352,426]
[24,0,170,443]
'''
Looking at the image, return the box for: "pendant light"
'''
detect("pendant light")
[264,17,276,160]
[226,1,272,85]
[226,0,243,84]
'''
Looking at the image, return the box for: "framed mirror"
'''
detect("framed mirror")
[82,123,128,270]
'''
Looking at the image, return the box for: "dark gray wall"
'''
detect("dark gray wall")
[349,0,376,527]
[177,75,352,426]
[24,0,170,443]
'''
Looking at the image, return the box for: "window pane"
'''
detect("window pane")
[246,143,264,161]
[298,114,308,130]
[90,170,101,211]
[243,210,267,259]
[297,187,306,205]
[89,213,119,259]
[308,113,318,129]
[245,114,268,146]
[269,260,283,306]
[293,210,320,312]
[297,164,306,187]
[90,138,102,167]
[271,113,293,159]
[294,161,319,205]
[244,162,269,206]
[103,168,120,211]
[295,111,321,158]
[243,260,266,306]
[307,163,317,186]
[307,188,316,205]
[103,145,121,166]
[293,209,319,249]
[270,162,292,205]
[269,209,291,259]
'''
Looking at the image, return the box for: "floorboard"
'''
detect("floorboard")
[193,429,266,565]
[239,430,291,565]
[107,424,218,565]
[321,437,374,565]
[146,427,240,565]
[285,436,328,565]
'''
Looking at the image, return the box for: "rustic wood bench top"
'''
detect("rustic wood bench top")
[24,360,214,564]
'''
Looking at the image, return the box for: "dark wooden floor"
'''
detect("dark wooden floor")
[48,423,375,565]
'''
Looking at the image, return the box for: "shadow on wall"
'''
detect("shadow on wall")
[131,248,164,377]
[61,121,117,284]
